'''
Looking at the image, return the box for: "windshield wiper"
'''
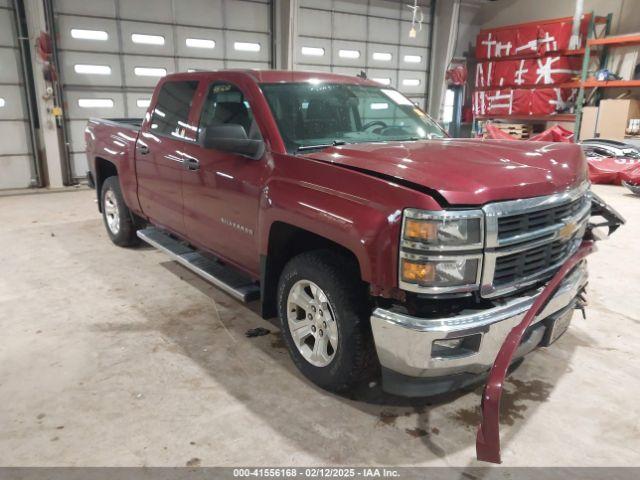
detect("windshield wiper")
[297,140,347,152]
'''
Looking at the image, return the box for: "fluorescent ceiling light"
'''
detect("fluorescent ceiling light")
[134,67,167,77]
[136,98,151,108]
[372,77,391,85]
[370,102,389,110]
[78,98,114,108]
[71,29,108,41]
[339,49,360,59]
[234,42,260,52]
[301,46,325,57]
[402,78,421,86]
[372,52,392,61]
[186,38,215,49]
[74,64,111,75]
[403,54,422,63]
[131,33,165,45]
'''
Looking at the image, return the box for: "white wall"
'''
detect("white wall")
[477,0,638,34]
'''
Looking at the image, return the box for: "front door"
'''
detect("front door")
[182,81,267,275]
[136,80,199,233]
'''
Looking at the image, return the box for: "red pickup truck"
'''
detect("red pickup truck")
[85,70,622,417]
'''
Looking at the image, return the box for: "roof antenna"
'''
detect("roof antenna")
[357,70,367,79]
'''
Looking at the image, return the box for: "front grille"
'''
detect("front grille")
[482,185,591,298]
[493,238,576,287]
[497,195,588,241]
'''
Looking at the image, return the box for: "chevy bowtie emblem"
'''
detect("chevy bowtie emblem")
[558,221,578,241]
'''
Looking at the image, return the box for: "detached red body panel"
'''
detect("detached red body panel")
[476,241,596,463]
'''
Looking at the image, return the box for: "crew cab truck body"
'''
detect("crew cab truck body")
[85,70,620,405]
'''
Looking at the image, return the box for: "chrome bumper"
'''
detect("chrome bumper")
[371,261,588,378]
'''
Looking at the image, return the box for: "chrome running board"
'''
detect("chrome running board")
[137,227,260,303]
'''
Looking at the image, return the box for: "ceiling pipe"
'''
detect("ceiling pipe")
[568,0,585,50]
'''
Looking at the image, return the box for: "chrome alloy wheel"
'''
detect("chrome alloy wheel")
[104,189,120,235]
[286,280,339,367]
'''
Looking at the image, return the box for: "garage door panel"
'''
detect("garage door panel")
[60,51,122,87]
[119,0,173,23]
[0,47,21,84]
[0,0,11,8]
[176,27,224,59]
[67,120,89,153]
[225,60,269,70]
[398,71,426,95]
[120,21,175,56]
[225,1,269,33]
[0,155,32,189]
[401,3,431,23]
[57,15,119,53]
[0,9,16,47]
[177,57,225,72]
[174,0,224,28]
[367,68,398,88]
[123,55,173,87]
[333,12,367,41]
[0,85,27,120]
[400,20,430,47]
[70,152,89,179]
[54,0,116,17]
[299,8,331,38]
[332,40,367,67]
[368,18,400,44]
[224,31,269,62]
[0,121,30,155]
[399,46,428,70]
[366,43,399,68]
[295,37,332,66]
[65,90,125,120]
[126,92,153,118]
[369,0,402,19]
[333,1,368,15]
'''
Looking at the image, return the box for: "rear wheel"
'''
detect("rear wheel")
[101,176,139,247]
[277,250,376,392]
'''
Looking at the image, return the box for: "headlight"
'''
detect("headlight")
[402,209,483,249]
[401,256,479,288]
[399,208,484,295]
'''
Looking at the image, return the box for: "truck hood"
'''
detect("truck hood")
[303,139,588,205]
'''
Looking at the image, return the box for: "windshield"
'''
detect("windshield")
[260,82,446,152]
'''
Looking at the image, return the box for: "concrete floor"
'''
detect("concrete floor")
[0,184,639,467]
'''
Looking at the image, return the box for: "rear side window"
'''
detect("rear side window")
[198,82,261,140]
[149,81,199,139]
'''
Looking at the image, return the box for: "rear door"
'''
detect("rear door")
[182,80,267,274]
[136,80,199,232]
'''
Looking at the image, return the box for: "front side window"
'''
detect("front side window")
[260,82,445,152]
[149,81,199,139]
[198,82,261,140]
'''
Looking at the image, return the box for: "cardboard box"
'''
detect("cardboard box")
[579,106,598,140]
[596,99,640,140]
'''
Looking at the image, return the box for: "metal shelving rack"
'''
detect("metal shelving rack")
[574,19,640,135]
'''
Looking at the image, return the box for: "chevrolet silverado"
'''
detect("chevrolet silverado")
[85,70,623,461]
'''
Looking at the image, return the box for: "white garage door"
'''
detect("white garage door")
[0,0,35,189]
[295,0,432,109]
[53,0,273,180]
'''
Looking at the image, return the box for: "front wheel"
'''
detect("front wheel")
[277,250,376,392]
[101,176,139,247]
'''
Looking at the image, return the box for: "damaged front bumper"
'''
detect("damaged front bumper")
[371,260,588,397]
[372,190,625,464]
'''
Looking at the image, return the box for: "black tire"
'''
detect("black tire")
[277,250,377,392]
[101,176,139,247]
